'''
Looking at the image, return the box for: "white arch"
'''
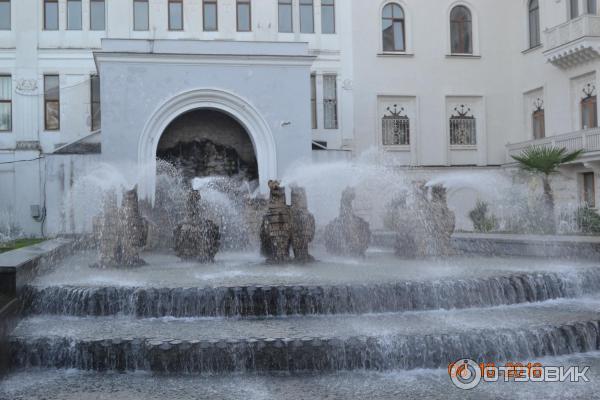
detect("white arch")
[138,88,277,199]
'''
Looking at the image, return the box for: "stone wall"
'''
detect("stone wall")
[158,110,257,166]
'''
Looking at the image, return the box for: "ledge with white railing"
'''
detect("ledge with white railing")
[543,14,600,68]
[506,127,600,158]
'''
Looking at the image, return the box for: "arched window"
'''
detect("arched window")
[528,0,540,48]
[382,3,405,52]
[450,5,472,54]
[532,99,545,139]
[582,87,598,129]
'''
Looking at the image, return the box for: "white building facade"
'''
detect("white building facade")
[0,0,599,236]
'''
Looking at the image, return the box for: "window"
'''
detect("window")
[278,0,292,32]
[322,0,335,34]
[588,0,597,14]
[570,0,579,19]
[382,3,405,52]
[236,0,250,32]
[532,101,545,139]
[169,0,183,30]
[449,105,476,145]
[382,105,410,146]
[0,1,10,30]
[90,0,105,30]
[0,76,11,131]
[44,0,58,30]
[450,5,473,54]
[67,0,81,30]
[134,0,149,31]
[310,74,317,129]
[203,0,217,31]
[90,75,100,131]
[583,172,596,207]
[323,75,338,129]
[582,95,598,129]
[300,0,314,33]
[528,0,540,48]
[44,75,60,131]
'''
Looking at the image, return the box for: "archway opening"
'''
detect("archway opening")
[156,108,259,184]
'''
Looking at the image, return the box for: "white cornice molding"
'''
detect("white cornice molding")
[93,52,316,67]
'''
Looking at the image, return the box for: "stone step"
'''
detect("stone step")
[20,268,600,317]
[10,297,600,373]
[4,351,600,399]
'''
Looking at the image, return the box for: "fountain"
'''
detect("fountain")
[142,160,186,251]
[173,189,221,262]
[389,183,456,257]
[5,158,600,399]
[324,187,371,257]
[91,186,148,268]
[429,184,456,254]
[386,190,418,258]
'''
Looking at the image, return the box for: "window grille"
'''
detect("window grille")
[382,105,409,146]
[449,105,476,145]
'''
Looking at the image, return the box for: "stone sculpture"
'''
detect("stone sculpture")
[290,186,315,263]
[386,191,418,258]
[428,184,456,255]
[324,187,371,257]
[93,190,120,268]
[391,182,456,257]
[260,180,292,263]
[92,186,148,268]
[119,187,149,265]
[173,189,221,262]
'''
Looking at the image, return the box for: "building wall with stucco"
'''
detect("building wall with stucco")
[1,0,600,236]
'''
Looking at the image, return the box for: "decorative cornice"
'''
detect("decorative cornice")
[16,78,37,93]
[94,51,316,67]
[15,141,41,151]
[583,83,596,99]
[451,104,474,119]
[383,104,408,119]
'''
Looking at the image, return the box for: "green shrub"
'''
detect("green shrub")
[469,200,498,233]
[576,205,600,234]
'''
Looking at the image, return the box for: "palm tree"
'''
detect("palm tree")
[511,146,582,232]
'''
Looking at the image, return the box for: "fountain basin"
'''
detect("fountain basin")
[27,250,600,288]
[20,250,600,317]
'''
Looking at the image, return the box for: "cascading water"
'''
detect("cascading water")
[18,268,600,318]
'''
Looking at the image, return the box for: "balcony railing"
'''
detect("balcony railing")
[544,14,600,68]
[507,127,600,158]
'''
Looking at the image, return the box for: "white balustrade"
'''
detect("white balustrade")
[507,127,600,158]
[545,14,600,50]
